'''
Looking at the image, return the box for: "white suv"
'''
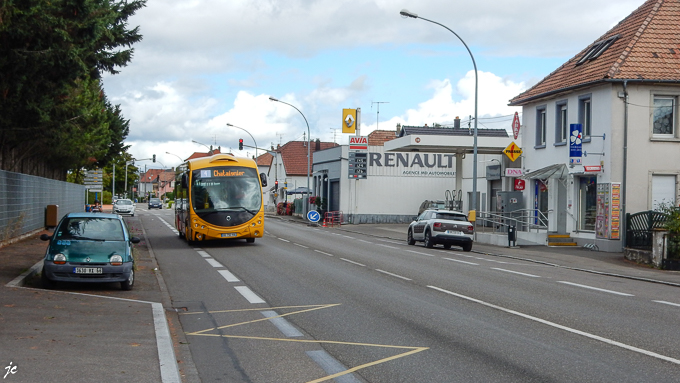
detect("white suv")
[407,209,474,251]
[113,199,136,216]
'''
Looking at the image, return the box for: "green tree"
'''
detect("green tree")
[0,0,145,177]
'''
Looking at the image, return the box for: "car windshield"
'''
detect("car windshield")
[150,198,160,203]
[117,200,132,205]
[55,218,126,241]
[435,213,468,221]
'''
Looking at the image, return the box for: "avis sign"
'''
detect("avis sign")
[349,136,368,151]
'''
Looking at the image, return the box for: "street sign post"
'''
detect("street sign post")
[307,210,321,223]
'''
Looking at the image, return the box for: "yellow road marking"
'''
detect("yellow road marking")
[183,303,429,382]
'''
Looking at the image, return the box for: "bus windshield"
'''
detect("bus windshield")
[191,166,262,214]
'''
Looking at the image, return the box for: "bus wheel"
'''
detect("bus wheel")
[246,238,255,243]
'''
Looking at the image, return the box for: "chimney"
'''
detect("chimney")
[315,138,321,151]
[454,116,460,129]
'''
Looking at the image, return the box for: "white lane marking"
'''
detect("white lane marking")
[428,285,680,365]
[492,268,541,278]
[375,269,412,281]
[294,243,309,249]
[260,310,303,337]
[405,250,435,257]
[152,302,183,383]
[234,286,266,304]
[314,250,334,257]
[218,269,240,282]
[278,238,290,243]
[306,350,362,383]
[377,244,398,250]
[557,281,634,296]
[197,250,211,258]
[340,258,366,267]
[443,257,479,266]
[205,258,223,268]
[193,247,203,251]
[358,239,373,244]
[653,300,680,307]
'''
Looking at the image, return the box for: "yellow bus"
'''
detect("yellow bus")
[174,153,267,243]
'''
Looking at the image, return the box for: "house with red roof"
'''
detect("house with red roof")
[508,0,680,251]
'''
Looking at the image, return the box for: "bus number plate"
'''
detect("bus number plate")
[221,233,238,237]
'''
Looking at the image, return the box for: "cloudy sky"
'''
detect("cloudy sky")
[102,0,643,169]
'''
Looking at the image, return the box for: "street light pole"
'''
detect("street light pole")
[400,9,479,220]
[268,96,311,216]
[226,123,258,158]
[191,140,213,155]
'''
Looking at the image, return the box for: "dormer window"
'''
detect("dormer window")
[576,35,619,65]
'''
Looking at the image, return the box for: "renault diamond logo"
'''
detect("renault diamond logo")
[85,257,91,263]
[226,216,232,221]
[344,114,355,128]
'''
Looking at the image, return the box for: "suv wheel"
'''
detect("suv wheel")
[424,230,434,248]
[462,243,473,252]
[407,229,415,245]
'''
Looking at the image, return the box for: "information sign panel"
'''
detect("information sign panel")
[348,152,368,179]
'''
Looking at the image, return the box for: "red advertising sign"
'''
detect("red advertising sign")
[584,165,602,172]
[512,111,520,140]
[514,179,525,191]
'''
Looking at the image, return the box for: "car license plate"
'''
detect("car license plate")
[74,267,103,274]
[446,230,463,235]
[221,233,238,237]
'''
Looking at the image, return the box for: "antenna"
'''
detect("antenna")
[330,128,339,144]
[371,101,390,131]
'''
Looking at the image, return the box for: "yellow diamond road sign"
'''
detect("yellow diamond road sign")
[504,142,522,162]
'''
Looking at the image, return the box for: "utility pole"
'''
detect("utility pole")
[371,101,389,131]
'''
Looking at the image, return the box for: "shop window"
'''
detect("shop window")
[579,177,597,231]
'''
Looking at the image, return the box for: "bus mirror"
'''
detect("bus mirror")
[260,173,268,187]
[181,173,188,188]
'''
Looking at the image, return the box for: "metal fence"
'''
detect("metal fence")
[625,210,668,250]
[0,169,86,242]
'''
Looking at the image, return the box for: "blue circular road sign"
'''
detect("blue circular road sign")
[307,210,321,223]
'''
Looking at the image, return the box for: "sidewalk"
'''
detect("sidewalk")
[268,213,680,287]
[0,218,182,383]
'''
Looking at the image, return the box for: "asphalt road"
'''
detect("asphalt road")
[141,209,680,382]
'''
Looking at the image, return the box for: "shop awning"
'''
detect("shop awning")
[522,163,569,180]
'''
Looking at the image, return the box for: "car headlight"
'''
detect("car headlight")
[53,253,67,265]
[110,254,123,266]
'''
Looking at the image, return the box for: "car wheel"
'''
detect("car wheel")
[407,229,415,245]
[424,230,434,248]
[246,238,255,243]
[41,270,55,289]
[462,243,473,252]
[121,269,134,291]
[443,244,451,249]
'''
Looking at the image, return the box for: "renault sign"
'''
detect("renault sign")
[342,109,357,133]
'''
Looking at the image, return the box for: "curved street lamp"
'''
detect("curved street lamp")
[400,9,479,220]
[227,123,258,157]
[268,96,311,216]
[191,140,213,155]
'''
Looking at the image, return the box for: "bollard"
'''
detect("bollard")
[508,225,517,247]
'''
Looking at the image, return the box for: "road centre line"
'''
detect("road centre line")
[205,258,224,268]
[491,268,541,278]
[196,250,211,258]
[405,250,435,257]
[654,300,680,307]
[557,281,634,296]
[428,285,680,365]
[234,286,266,304]
[218,269,240,282]
[443,257,479,266]
[377,244,398,250]
[375,269,412,281]
[314,250,334,256]
[340,258,366,267]
[294,243,309,249]
[278,238,291,243]
[358,239,372,244]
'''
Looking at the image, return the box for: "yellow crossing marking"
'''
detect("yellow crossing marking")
[182,304,429,382]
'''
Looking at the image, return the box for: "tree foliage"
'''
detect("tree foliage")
[0,0,145,178]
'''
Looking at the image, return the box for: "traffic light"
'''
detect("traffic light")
[274,180,279,191]
[238,139,243,150]
[152,154,156,162]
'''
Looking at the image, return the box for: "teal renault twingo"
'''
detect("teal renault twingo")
[40,212,141,290]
